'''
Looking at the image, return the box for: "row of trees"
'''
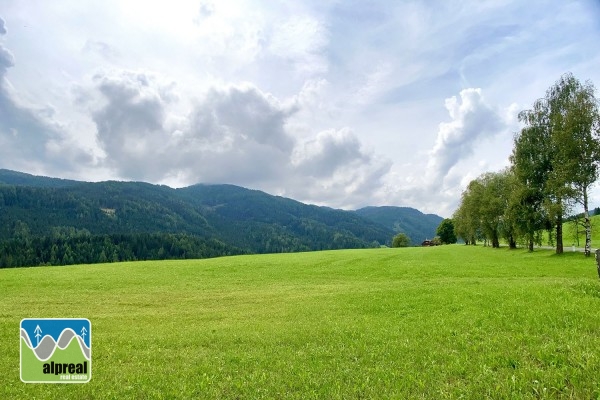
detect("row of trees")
[0,232,244,268]
[453,73,600,256]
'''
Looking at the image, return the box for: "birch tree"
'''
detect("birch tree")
[517,73,600,255]
[550,75,600,256]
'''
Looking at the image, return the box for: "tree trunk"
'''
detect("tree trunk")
[584,189,591,257]
[509,235,517,249]
[528,239,534,252]
[556,212,563,254]
[492,233,500,248]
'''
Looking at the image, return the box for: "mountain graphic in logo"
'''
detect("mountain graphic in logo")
[20,318,91,383]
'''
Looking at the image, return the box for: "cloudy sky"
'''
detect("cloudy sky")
[1,1,599,216]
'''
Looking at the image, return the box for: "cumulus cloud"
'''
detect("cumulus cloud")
[0,18,94,174]
[0,18,14,77]
[198,84,296,152]
[286,128,391,208]
[89,72,296,184]
[90,70,173,179]
[176,84,297,185]
[85,68,389,208]
[426,88,505,184]
[292,128,368,177]
[379,88,513,216]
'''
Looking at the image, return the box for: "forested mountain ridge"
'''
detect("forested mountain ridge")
[355,206,444,244]
[0,168,81,188]
[0,169,442,267]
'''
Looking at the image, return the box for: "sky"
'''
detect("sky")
[1,1,599,217]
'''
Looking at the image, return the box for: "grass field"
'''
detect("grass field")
[1,245,600,399]
[549,214,600,249]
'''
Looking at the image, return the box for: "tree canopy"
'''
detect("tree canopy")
[453,73,600,255]
[392,233,412,248]
[436,219,457,244]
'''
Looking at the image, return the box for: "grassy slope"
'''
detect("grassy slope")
[1,246,600,399]
[561,214,600,248]
[536,214,600,249]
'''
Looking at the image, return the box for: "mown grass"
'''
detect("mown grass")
[548,214,600,249]
[1,245,600,399]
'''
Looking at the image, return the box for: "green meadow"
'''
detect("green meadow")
[553,214,600,249]
[1,246,600,399]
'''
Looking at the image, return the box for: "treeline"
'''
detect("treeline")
[453,73,600,256]
[0,230,244,268]
[0,178,394,263]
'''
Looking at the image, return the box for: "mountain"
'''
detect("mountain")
[0,169,443,267]
[355,206,443,244]
[176,184,394,252]
[0,169,80,188]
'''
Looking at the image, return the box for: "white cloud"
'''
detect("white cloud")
[1,1,600,216]
[426,88,506,185]
[90,70,174,178]
[379,87,517,217]
[83,69,388,208]
[0,20,95,175]
[87,70,295,184]
[287,128,391,209]
[292,128,368,177]
[268,15,329,75]
[0,18,14,76]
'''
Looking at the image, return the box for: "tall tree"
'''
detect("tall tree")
[510,125,552,252]
[550,75,600,256]
[478,171,514,248]
[497,169,519,249]
[517,73,600,254]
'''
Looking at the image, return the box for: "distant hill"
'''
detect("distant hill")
[176,184,394,252]
[0,169,80,188]
[0,169,443,266]
[355,206,443,244]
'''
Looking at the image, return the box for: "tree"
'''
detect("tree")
[392,233,411,248]
[453,180,484,245]
[551,75,600,256]
[510,125,552,251]
[517,73,600,255]
[496,169,519,249]
[453,171,515,248]
[436,219,457,244]
[478,171,513,248]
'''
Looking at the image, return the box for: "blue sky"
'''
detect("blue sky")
[1,1,599,216]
